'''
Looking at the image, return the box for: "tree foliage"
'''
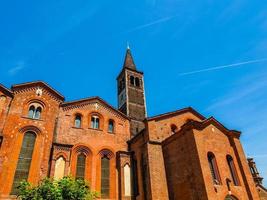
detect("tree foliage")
[17,177,98,200]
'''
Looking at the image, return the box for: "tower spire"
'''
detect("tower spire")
[123,45,136,70]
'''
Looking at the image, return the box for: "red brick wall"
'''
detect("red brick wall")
[193,124,260,200]
[0,86,62,195]
[162,129,207,200]
[52,99,131,199]
[147,112,202,142]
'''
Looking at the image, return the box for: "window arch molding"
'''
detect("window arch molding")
[74,113,83,128]
[26,99,46,110]
[26,100,45,119]
[71,145,92,181]
[98,148,115,159]
[89,112,104,130]
[18,125,42,136]
[108,119,115,133]
[55,152,68,161]
[72,145,92,157]
[24,99,46,119]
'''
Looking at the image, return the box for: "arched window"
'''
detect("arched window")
[35,107,42,119]
[108,119,114,133]
[91,115,100,129]
[28,105,35,118]
[130,76,135,85]
[76,153,86,179]
[28,105,42,119]
[135,77,140,87]
[11,132,36,194]
[101,155,110,198]
[75,115,82,128]
[207,152,221,185]
[54,156,66,180]
[227,155,239,186]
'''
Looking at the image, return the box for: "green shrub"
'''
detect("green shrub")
[17,177,98,200]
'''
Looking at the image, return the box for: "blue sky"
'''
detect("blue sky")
[0,1,266,185]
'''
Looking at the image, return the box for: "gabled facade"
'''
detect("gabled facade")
[0,48,265,200]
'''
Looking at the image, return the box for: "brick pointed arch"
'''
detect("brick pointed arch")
[96,149,116,199]
[70,145,92,182]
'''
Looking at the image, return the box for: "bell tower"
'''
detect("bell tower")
[117,46,147,136]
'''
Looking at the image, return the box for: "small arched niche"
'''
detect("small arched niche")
[54,156,66,180]
[124,164,131,197]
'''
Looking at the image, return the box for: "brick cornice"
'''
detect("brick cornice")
[0,83,13,97]
[145,107,205,122]
[12,81,65,102]
[61,96,129,121]
[182,117,241,138]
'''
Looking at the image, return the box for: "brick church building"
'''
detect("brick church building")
[0,48,266,200]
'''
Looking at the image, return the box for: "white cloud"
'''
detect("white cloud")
[8,61,25,76]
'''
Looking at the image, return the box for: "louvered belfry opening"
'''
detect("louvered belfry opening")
[101,155,110,198]
[11,132,36,194]
[76,153,86,179]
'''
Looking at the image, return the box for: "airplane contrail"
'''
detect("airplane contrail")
[124,15,178,33]
[179,58,267,76]
[248,154,267,158]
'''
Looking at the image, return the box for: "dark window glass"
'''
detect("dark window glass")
[108,120,114,133]
[34,107,42,119]
[135,77,140,87]
[208,152,221,184]
[130,76,135,85]
[28,106,35,118]
[11,132,36,194]
[227,155,239,186]
[76,153,86,180]
[101,156,110,198]
[75,115,82,128]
